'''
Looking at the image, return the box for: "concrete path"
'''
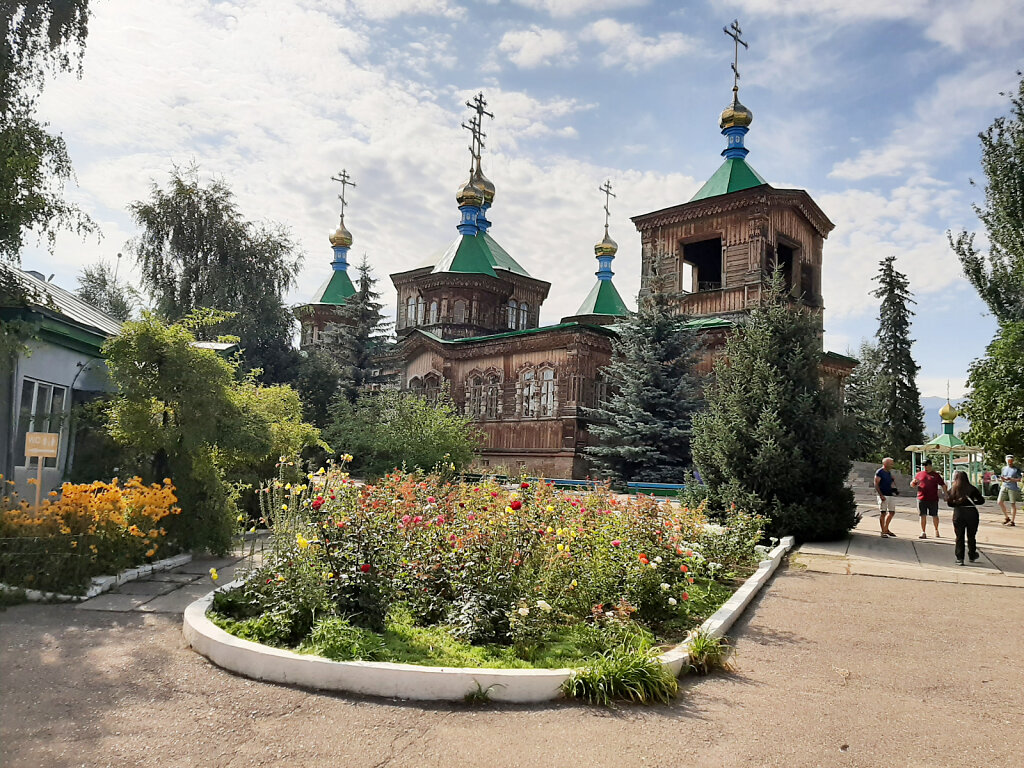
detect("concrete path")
[795,488,1024,587]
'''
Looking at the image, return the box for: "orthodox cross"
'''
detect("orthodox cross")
[464,92,494,161]
[723,19,748,92]
[330,169,356,217]
[461,113,485,172]
[599,179,616,231]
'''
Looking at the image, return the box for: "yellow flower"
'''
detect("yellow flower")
[327,572,334,579]
[317,467,326,475]
[70,540,78,549]
[237,514,244,522]
[342,453,353,462]
[209,568,219,581]
[557,543,564,552]
[281,504,288,511]
[145,548,156,557]
[546,526,554,534]
[296,533,310,549]
[285,483,292,490]
[276,574,285,582]
[546,505,555,512]
[570,579,578,588]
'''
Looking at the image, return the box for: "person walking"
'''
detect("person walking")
[911,458,946,539]
[946,471,986,565]
[998,455,1021,526]
[875,457,899,537]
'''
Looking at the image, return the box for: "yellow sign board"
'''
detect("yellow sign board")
[25,432,59,459]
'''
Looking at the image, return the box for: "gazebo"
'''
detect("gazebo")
[906,401,985,485]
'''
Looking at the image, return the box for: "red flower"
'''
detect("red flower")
[360,563,371,573]
[311,496,324,510]
[681,592,690,601]
[510,500,523,511]
[680,565,689,573]
[401,515,411,525]
[611,539,621,547]
[638,553,647,561]
[520,482,530,489]
[467,513,476,521]
[336,521,345,528]
[436,515,445,525]
[413,515,423,523]
[427,496,436,503]
[490,491,499,497]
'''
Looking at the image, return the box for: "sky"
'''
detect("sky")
[21,0,1024,402]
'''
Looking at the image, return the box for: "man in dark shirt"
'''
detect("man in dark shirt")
[911,458,946,539]
[874,457,898,537]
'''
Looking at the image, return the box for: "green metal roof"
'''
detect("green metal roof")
[689,157,768,202]
[925,432,966,450]
[431,232,531,278]
[682,316,735,330]
[313,270,356,305]
[575,280,630,316]
[411,321,615,345]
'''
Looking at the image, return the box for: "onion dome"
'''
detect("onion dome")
[473,166,496,205]
[329,216,353,248]
[594,228,618,258]
[455,177,484,207]
[939,401,958,423]
[720,89,753,130]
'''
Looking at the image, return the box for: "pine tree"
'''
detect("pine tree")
[322,256,390,402]
[692,274,857,542]
[949,72,1024,323]
[583,281,705,483]
[871,256,925,458]
[843,340,885,461]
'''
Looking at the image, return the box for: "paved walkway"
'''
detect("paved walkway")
[795,488,1024,587]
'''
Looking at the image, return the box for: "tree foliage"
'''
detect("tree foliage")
[841,340,885,461]
[949,72,1024,324]
[324,387,481,479]
[294,348,343,429]
[961,321,1024,464]
[127,165,302,382]
[871,255,925,458]
[692,276,857,542]
[75,258,140,321]
[583,284,705,483]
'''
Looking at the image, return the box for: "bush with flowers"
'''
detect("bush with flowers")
[0,476,180,594]
[213,458,766,691]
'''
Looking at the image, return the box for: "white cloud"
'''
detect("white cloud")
[511,0,648,18]
[351,0,465,21]
[499,26,576,68]
[582,18,694,71]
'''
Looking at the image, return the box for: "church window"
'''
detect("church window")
[683,237,722,292]
[408,376,423,392]
[423,373,441,403]
[417,298,426,325]
[775,243,795,291]
[594,373,608,407]
[801,264,817,300]
[539,368,556,416]
[485,374,501,420]
[406,297,416,327]
[507,300,518,330]
[519,302,529,329]
[467,375,484,417]
[454,300,467,324]
[519,369,537,417]
[429,300,439,324]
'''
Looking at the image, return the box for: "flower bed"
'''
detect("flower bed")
[211,464,766,700]
[0,476,181,595]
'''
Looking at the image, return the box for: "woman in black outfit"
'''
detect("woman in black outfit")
[946,470,986,565]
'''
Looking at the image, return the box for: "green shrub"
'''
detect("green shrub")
[562,645,678,706]
[686,629,733,675]
[299,616,386,661]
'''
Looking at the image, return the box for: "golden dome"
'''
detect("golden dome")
[594,228,618,258]
[329,216,353,248]
[720,90,753,130]
[472,166,496,205]
[939,401,958,422]
[455,177,484,207]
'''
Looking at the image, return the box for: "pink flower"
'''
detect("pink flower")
[436,515,445,525]
[427,496,436,504]
[467,513,476,521]
[413,515,423,524]
[611,540,621,547]
[401,515,411,525]
[360,563,371,573]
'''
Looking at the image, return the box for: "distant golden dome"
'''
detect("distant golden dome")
[473,166,496,205]
[594,229,618,258]
[939,401,958,422]
[455,177,484,207]
[329,216,353,248]
[720,90,753,130]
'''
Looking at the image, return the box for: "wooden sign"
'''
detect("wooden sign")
[25,432,59,459]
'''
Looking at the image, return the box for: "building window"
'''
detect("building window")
[507,299,518,330]
[593,374,608,408]
[15,379,67,469]
[485,374,502,420]
[519,301,529,329]
[454,300,467,324]
[518,369,536,417]
[417,298,426,325]
[466,375,484,417]
[429,300,439,324]
[539,368,556,416]
[406,297,416,327]
[423,373,441,403]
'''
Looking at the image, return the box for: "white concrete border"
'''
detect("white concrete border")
[183,537,794,703]
[0,552,192,603]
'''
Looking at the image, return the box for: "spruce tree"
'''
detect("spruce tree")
[322,256,390,402]
[692,274,857,541]
[871,255,926,457]
[584,281,705,483]
[843,340,884,461]
[949,72,1024,323]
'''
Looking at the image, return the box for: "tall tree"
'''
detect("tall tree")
[294,349,342,429]
[961,321,1024,465]
[949,72,1024,323]
[692,274,857,542]
[871,255,926,457]
[843,340,885,461]
[1,1,95,263]
[584,282,705,483]
[128,165,302,382]
[322,256,390,402]
[76,258,140,321]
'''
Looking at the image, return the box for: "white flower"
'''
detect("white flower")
[654,556,663,563]
[536,600,552,612]
[660,583,670,591]
[649,562,657,569]
[518,606,530,616]
[668,597,678,606]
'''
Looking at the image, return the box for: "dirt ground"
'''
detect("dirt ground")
[2,564,1023,768]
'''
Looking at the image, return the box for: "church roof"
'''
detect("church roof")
[431,232,531,278]
[689,157,768,202]
[312,270,356,305]
[575,279,630,317]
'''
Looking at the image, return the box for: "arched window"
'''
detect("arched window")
[519,301,529,329]
[423,373,441,403]
[454,300,467,324]
[507,299,518,330]
[519,368,537,417]
[406,297,416,327]
[467,375,484,417]
[408,376,423,392]
[539,368,556,416]
[485,374,501,420]
[417,298,426,325]
[429,300,439,324]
